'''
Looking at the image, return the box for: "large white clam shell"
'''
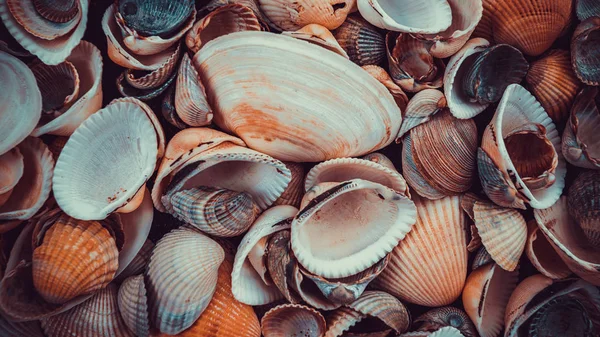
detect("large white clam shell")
[193,31,402,162]
[0,51,41,156]
[357,0,452,34]
[53,99,158,220]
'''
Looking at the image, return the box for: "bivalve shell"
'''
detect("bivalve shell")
[525,220,571,279]
[29,60,80,118]
[118,274,149,337]
[174,53,212,127]
[396,89,446,140]
[273,162,305,208]
[572,17,600,86]
[568,171,600,247]
[334,15,385,66]
[261,303,326,337]
[357,0,451,34]
[116,0,194,38]
[258,0,354,31]
[562,87,600,169]
[0,314,44,337]
[282,24,348,59]
[576,0,600,21]
[361,65,409,111]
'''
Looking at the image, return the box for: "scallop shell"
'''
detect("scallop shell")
[31,41,104,137]
[175,53,212,127]
[357,0,451,34]
[525,220,571,279]
[0,137,54,221]
[30,60,80,118]
[193,31,402,162]
[0,0,88,65]
[462,263,519,337]
[562,88,600,169]
[292,179,416,279]
[6,0,80,40]
[282,24,348,58]
[232,205,297,305]
[443,38,491,119]
[41,284,134,337]
[0,148,24,208]
[304,154,408,194]
[116,0,194,38]
[373,195,468,307]
[186,4,261,55]
[118,274,149,337]
[258,0,354,31]
[0,314,44,337]
[525,49,580,125]
[273,162,305,208]
[479,84,566,209]
[361,65,409,111]
[396,89,446,140]
[146,228,225,334]
[115,239,154,282]
[334,14,385,66]
[261,303,326,337]
[0,51,41,156]
[568,171,600,247]
[52,98,158,220]
[413,307,477,337]
[576,0,600,21]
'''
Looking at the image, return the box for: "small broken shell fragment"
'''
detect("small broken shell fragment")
[562,87,600,169]
[174,53,212,127]
[261,303,326,337]
[576,0,600,21]
[258,0,354,31]
[396,89,445,140]
[568,171,600,248]
[525,220,571,279]
[0,148,24,208]
[413,307,477,337]
[471,246,493,271]
[357,0,451,34]
[282,24,348,58]
[116,0,194,38]
[334,15,385,66]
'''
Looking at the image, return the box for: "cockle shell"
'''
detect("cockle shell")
[0,314,44,337]
[116,0,194,38]
[41,284,134,337]
[525,220,571,279]
[357,0,451,34]
[232,205,297,305]
[396,89,446,140]
[0,0,87,65]
[292,179,416,279]
[193,31,402,162]
[562,87,600,170]
[0,148,24,208]
[478,84,566,209]
[258,0,354,31]
[186,4,261,55]
[414,307,477,337]
[52,98,158,220]
[0,137,54,221]
[174,53,212,127]
[569,171,600,247]
[0,51,41,156]
[374,195,467,307]
[273,162,305,208]
[361,65,409,111]
[304,154,408,194]
[118,274,149,337]
[399,327,465,337]
[334,14,385,66]
[526,49,581,125]
[30,60,80,120]
[117,67,177,102]
[31,0,79,23]
[572,17,600,86]
[462,263,519,337]
[146,228,225,334]
[576,0,600,21]
[7,0,82,40]
[261,303,326,337]
[282,24,348,59]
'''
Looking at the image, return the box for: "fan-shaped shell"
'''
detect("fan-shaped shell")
[396,89,446,140]
[53,98,158,220]
[0,51,41,156]
[576,0,600,21]
[118,274,149,337]
[30,60,80,118]
[563,88,600,170]
[0,148,24,208]
[116,0,194,38]
[6,0,81,40]
[525,220,571,279]
[146,228,224,334]
[357,0,451,34]
[334,15,385,66]
[292,179,417,279]
[414,307,477,337]
[568,171,600,247]
[261,303,326,337]
[175,53,212,127]
[273,162,305,208]
[193,31,402,162]
[259,0,353,31]
[282,24,348,59]
[374,195,467,306]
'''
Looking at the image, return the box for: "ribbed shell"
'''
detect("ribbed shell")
[261,303,326,337]
[115,239,154,282]
[146,228,224,334]
[397,89,446,140]
[282,24,348,59]
[41,284,134,337]
[259,0,353,31]
[124,44,180,90]
[526,50,580,124]
[572,17,600,87]
[175,53,212,127]
[568,171,600,247]
[30,60,80,115]
[374,195,468,306]
[356,0,452,34]
[576,0,600,20]
[5,0,80,40]
[32,0,79,23]
[325,306,365,337]
[32,215,119,304]
[562,87,600,169]
[525,220,571,279]
[414,307,477,337]
[334,15,385,66]
[471,246,494,271]
[117,0,194,37]
[118,274,149,337]
[273,162,305,208]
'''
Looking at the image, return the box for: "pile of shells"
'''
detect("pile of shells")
[1,0,600,336]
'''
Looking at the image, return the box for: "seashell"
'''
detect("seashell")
[361,65,409,111]
[525,49,581,125]
[52,98,158,220]
[118,274,149,337]
[116,0,194,38]
[471,246,493,271]
[30,60,80,120]
[123,47,180,90]
[31,41,103,137]
[0,0,87,65]
[504,275,600,337]
[0,137,53,220]
[413,307,477,337]
[479,84,566,209]
[525,220,571,279]
[386,32,445,93]
[261,303,326,337]
[258,0,354,31]
[471,0,495,42]
[115,239,154,282]
[304,154,408,194]
[357,0,451,34]
[31,0,78,23]
[462,263,519,337]
[175,53,212,127]
[0,314,44,337]
[415,0,483,59]
[292,179,416,278]
[361,152,396,171]
[291,261,340,310]
[232,205,297,305]
[273,162,305,208]
[146,228,225,334]
[374,195,467,307]
[186,4,261,55]
[0,51,41,156]
[568,171,600,247]
[401,110,478,200]
[116,67,177,101]
[444,38,491,119]
[282,24,348,58]
[267,230,301,303]
[488,0,573,57]
[461,193,481,252]
[396,89,446,140]
[461,193,526,272]
[334,14,385,66]
[161,86,187,130]
[0,39,33,58]
[562,87,600,169]
[169,186,261,237]
[194,31,401,162]
[324,291,411,337]
[576,0,600,21]
[461,44,528,104]
[41,284,134,337]
[0,148,24,208]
